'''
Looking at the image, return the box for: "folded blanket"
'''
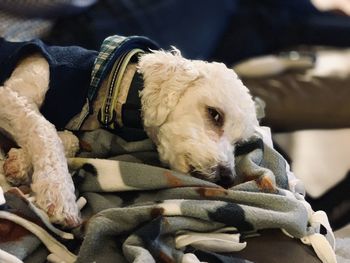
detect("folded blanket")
[0,127,336,263]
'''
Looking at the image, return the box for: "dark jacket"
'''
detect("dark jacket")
[0,36,158,131]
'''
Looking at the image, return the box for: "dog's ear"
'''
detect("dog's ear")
[138,48,201,127]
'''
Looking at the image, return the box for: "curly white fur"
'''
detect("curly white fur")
[0,48,258,226]
[0,55,80,226]
[4,148,32,185]
[4,131,79,185]
[139,49,258,183]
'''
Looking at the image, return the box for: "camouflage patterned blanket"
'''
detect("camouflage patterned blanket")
[0,127,336,263]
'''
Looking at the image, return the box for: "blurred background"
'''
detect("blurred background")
[0,0,349,239]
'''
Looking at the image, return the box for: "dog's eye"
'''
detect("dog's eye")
[207,107,224,127]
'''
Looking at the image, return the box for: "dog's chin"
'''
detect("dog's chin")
[150,127,236,188]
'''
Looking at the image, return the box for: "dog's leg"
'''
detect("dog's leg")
[0,87,80,226]
[0,54,80,226]
[4,131,80,185]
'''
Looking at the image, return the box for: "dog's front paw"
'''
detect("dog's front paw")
[32,173,81,228]
[58,130,80,158]
[46,202,81,228]
[3,148,32,185]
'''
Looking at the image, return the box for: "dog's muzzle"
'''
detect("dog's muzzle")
[214,165,235,188]
[191,165,235,189]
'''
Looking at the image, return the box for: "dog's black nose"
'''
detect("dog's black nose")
[216,165,235,189]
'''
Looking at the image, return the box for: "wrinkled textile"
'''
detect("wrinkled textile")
[0,127,336,262]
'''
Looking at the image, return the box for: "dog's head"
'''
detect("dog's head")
[138,49,258,188]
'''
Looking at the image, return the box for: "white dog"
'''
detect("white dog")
[0,36,258,227]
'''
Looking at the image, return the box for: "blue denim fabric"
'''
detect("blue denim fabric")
[47,0,236,59]
[212,0,350,64]
[46,0,350,65]
[2,0,350,66]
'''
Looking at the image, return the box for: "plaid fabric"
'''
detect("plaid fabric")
[66,35,159,131]
[100,48,144,129]
[88,35,127,100]
[88,35,159,102]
